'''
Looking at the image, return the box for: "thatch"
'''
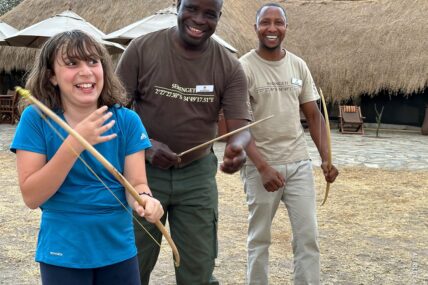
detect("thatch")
[0,0,427,101]
[218,0,428,101]
[281,0,428,101]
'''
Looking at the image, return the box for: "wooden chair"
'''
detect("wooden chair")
[0,91,19,124]
[338,105,365,134]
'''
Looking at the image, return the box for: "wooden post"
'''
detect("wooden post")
[422,105,428,135]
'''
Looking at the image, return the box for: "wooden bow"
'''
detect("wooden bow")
[178,115,274,157]
[319,88,332,206]
[16,87,180,267]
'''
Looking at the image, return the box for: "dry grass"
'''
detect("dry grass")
[1,149,427,284]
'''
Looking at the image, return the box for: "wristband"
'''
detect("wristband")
[138,192,153,197]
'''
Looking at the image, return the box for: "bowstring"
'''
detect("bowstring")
[33,106,162,248]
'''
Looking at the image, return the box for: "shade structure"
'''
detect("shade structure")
[4,10,124,54]
[104,5,237,53]
[0,21,19,46]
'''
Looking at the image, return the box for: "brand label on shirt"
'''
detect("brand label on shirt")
[196,85,214,93]
[291,78,303,87]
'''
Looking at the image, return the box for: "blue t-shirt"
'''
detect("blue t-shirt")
[10,105,151,268]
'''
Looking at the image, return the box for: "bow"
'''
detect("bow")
[16,87,180,267]
[178,115,274,157]
[319,88,332,206]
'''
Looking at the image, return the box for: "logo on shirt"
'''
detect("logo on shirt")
[291,78,303,87]
[140,133,147,140]
[50,251,63,256]
[196,85,214,93]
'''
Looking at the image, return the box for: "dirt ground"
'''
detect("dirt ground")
[0,150,427,284]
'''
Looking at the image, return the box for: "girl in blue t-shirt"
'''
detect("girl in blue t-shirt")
[10,30,163,285]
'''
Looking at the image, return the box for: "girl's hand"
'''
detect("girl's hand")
[72,106,117,150]
[134,196,164,223]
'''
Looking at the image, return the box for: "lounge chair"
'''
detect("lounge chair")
[338,105,365,134]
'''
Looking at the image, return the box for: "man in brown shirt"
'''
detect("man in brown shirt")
[116,0,251,284]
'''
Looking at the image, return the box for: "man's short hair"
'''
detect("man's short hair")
[256,3,287,23]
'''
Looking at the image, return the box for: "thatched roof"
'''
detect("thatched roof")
[0,0,427,101]
[282,0,428,101]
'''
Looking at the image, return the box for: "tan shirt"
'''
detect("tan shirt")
[239,49,320,165]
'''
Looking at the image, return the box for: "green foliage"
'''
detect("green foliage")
[0,0,23,16]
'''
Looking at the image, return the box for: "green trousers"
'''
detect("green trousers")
[134,152,220,285]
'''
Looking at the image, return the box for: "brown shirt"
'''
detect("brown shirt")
[116,28,251,166]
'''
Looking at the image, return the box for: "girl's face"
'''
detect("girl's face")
[49,48,104,110]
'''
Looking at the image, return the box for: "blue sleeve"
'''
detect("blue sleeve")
[10,106,47,154]
[122,108,151,156]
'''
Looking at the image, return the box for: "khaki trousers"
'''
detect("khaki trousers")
[241,160,320,285]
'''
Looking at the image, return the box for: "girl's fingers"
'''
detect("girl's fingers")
[102,120,115,133]
[87,106,108,121]
[93,107,116,139]
[98,120,116,142]
[96,105,108,115]
[93,109,112,128]
[134,201,145,217]
[98,133,117,143]
[100,110,113,124]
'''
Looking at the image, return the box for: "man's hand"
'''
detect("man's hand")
[220,143,247,174]
[321,162,339,183]
[259,165,285,192]
[146,140,179,169]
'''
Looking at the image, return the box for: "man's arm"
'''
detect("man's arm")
[301,101,338,183]
[245,136,285,192]
[220,119,250,174]
[115,41,140,107]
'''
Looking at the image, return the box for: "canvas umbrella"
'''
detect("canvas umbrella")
[104,5,237,53]
[4,10,124,54]
[0,21,19,46]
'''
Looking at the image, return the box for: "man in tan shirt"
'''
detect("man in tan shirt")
[239,3,339,284]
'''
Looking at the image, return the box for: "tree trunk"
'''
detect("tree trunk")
[422,106,428,135]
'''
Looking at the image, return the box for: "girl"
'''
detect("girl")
[10,30,163,285]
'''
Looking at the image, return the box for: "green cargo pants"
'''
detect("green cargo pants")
[134,152,219,285]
